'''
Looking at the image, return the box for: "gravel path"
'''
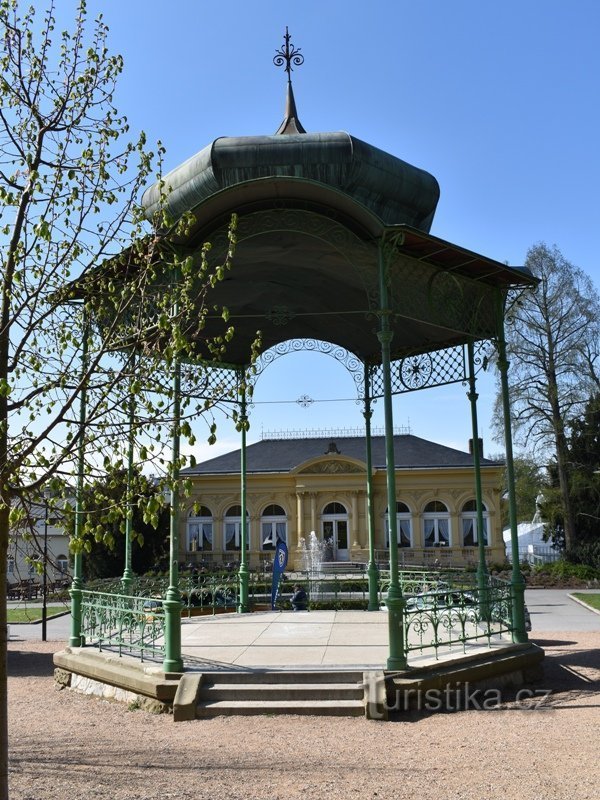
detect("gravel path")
[8,631,600,800]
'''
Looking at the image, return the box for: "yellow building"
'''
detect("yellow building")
[180,433,504,570]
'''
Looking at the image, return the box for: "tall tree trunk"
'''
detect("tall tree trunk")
[547,361,576,550]
[0,490,9,799]
[554,427,576,550]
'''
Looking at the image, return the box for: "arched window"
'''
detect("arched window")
[385,502,412,547]
[323,502,346,515]
[187,506,213,552]
[56,554,69,575]
[225,505,250,551]
[423,500,450,547]
[460,500,489,546]
[261,504,287,551]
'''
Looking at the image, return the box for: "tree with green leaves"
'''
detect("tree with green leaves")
[493,243,600,551]
[566,393,600,546]
[73,465,170,580]
[0,3,251,794]
[540,393,600,565]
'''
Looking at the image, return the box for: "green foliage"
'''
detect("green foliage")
[532,560,599,582]
[539,393,600,556]
[0,0,260,552]
[566,540,600,571]
[308,599,370,611]
[66,465,170,580]
[565,393,600,544]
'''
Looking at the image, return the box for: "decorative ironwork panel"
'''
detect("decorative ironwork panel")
[472,338,496,374]
[80,589,166,661]
[248,338,365,395]
[387,251,499,345]
[180,362,241,402]
[397,574,514,660]
[370,344,467,398]
[191,337,493,404]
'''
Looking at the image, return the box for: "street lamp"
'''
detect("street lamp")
[41,487,51,642]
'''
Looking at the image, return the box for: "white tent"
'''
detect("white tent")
[503,521,561,563]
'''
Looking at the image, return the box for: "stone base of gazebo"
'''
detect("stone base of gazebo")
[53,610,544,719]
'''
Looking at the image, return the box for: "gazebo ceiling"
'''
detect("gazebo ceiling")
[171,196,535,366]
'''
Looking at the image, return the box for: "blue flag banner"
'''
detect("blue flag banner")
[271,538,289,610]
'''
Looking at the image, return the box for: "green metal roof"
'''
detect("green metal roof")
[142,131,440,233]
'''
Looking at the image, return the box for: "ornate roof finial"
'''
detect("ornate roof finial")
[273,27,306,135]
[273,26,304,82]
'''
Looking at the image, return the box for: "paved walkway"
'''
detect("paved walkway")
[9,590,599,671]
[525,588,600,631]
[179,609,511,670]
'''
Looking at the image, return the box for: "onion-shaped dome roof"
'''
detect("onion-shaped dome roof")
[142,30,439,232]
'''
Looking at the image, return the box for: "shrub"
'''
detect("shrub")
[533,561,599,581]
[309,599,369,611]
[566,540,600,571]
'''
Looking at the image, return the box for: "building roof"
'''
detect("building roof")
[181,435,502,476]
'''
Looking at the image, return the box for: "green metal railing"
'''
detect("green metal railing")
[78,569,516,663]
[80,589,166,661]
[401,574,514,660]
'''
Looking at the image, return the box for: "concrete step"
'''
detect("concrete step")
[203,682,364,702]
[196,669,367,717]
[201,670,364,685]
[196,698,365,717]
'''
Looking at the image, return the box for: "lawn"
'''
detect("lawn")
[7,606,67,623]
[571,592,600,611]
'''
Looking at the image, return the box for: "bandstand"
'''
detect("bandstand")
[59,31,539,692]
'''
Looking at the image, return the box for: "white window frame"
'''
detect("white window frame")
[56,555,69,575]
[187,506,213,552]
[260,504,287,551]
[384,502,412,547]
[460,500,489,546]
[224,505,250,551]
[423,501,451,547]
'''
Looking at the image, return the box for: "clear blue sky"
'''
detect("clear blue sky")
[59,1,600,461]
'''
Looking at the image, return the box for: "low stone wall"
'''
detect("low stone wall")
[54,647,180,714]
[53,641,545,721]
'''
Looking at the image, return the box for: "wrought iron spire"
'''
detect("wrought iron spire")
[273,27,306,135]
[273,26,304,81]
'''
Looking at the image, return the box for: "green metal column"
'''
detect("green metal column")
[69,316,89,648]
[162,356,184,673]
[377,238,407,671]
[363,363,379,611]
[237,374,250,613]
[467,342,489,618]
[496,305,528,643]
[121,354,136,595]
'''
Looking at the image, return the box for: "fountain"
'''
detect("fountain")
[299,531,329,600]
[300,531,326,574]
